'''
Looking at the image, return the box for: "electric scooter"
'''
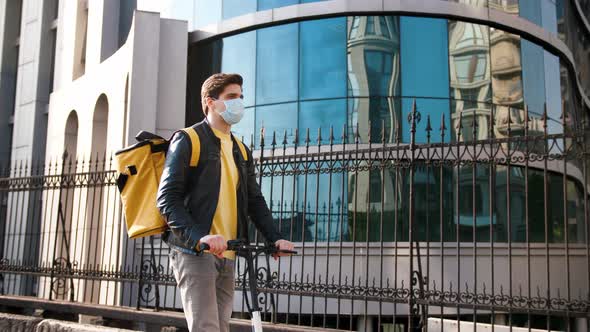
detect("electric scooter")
[199,240,297,332]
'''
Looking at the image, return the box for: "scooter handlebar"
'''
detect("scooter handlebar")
[198,241,297,255]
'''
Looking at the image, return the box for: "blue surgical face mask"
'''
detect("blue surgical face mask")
[215,98,245,125]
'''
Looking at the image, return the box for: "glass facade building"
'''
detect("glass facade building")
[183,0,590,244]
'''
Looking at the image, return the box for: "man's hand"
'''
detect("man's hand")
[273,239,295,260]
[198,235,227,258]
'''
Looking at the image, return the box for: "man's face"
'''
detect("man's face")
[207,84,244,114]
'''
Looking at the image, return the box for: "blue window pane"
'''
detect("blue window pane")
[299,99,347,144]
[231,106,255,147]
[366,17,375,35]
[347,16,400,98]
[300,0,328,3]
[257,0,298,11]
[544,51,563,134]
[255,102,297,146]
[260,174,297,240]
[222,31,256,107]
[222,0,256,20]
[300,18,347,100]
[519,0,542,25]
[400,16,450,99]
[365,51,393,96]
[448,20,492,140]
[379,17,391,38]
[256,23,299,105]
[297,171,347,242]
[349,17,360,39]
[348,97,402,143]
[521,40,545,116]
[490,29,524,140]
[540,0,558,34]
[195,0,222,28]
[401,98,451,143]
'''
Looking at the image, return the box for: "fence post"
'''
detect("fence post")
[408,99,427,331]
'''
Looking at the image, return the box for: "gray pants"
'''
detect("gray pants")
[169,249,235,332]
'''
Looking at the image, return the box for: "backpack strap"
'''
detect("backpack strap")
[180,127,200,167]
[233,137,248,161]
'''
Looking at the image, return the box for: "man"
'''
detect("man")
[156,73,294,332]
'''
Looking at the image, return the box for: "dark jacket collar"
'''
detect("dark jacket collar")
[199,118,241,152]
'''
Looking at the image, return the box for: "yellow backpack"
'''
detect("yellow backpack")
[115,127,249,239]
[114,128,201,239]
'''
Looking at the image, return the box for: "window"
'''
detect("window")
[349,16,360,39]
[453,54,488,83]
[455,23,486,48]
[366,16,375,35]
[299,99,347,144]
[222,31,256,107]
[255,102,297,146]
[257,0,298,11]
[379,17,390,38]
[365,51,393,96]
[222,0,256,20]
[256,23,299,105]
[300,18,347,100]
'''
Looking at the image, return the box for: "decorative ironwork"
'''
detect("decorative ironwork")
[0,100,589,330]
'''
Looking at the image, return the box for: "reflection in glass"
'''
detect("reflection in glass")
[257,0,298,11]
[489,0,519,14]
[348,97,402,143]
[556,0,590,103]
[540,0,558,34]
[255,102,297,146]
[519,0,541,25]
[222,0,256,20]
[543,50,563,134]
[221,31,256,107]
[298,171,347,242]
[400,17,450,143]
[347,168,404,242]
[526,170,586,243]
[402,98,451,143]
[300,18,347,100]
[454,165,496,242]
[349,17,360,39]
[256,23,299,105]
[449,21,492,141]
[231,107,255,147]
[447,0,488,7]
[521,39,546,135]
[560,60,576,132]
[260,175,297,240]
[490,28,524,138]
[347,16,400,143]
[299,99,347,145]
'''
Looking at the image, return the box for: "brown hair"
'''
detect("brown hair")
[200,73,243,116]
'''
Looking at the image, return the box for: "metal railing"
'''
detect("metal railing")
[0,103,589,331]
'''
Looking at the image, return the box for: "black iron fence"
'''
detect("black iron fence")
[0,104,589,331]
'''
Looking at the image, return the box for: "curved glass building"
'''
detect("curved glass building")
[182,0,589,238]
[177,0,589,329]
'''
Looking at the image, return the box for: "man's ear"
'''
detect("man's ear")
[205,97,216,112]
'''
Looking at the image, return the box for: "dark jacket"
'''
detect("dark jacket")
[156,120,282,255]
